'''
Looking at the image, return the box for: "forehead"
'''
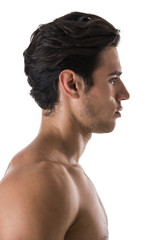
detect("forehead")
[96,47,121,73]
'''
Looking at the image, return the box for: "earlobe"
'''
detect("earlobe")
[59,70,79,99]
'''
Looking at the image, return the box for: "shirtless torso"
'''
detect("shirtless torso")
[0,146,108,240]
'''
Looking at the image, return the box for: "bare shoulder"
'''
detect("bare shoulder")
[0,160,79,240]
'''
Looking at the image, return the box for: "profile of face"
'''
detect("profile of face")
[76,47,130,134]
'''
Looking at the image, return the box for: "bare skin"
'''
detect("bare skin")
[0,47,129,240]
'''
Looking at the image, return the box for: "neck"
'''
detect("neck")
[35,109,92,165]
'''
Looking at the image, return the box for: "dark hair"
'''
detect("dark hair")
[23,11,120,112]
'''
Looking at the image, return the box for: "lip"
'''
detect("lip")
[117,106,123,112]
[114,106,123,118]
[114,111,121,118]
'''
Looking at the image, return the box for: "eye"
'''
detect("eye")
[109,77,118,85]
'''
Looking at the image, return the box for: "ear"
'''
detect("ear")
[59,70,82,99]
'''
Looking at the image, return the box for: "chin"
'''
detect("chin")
[92,122,116,134]
[82,119,116,134]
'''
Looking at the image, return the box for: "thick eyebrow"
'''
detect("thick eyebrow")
[108,71,122,77]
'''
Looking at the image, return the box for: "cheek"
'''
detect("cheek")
[82,98,98,118]
[88,96,115,118]
[81,88,116,118]
[99,93,116,107]
[108,96,117,108]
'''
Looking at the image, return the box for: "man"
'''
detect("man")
[0,12,129,239]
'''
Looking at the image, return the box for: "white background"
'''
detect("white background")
[0,0,160,239]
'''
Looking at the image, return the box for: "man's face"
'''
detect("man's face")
[78,47,130,134]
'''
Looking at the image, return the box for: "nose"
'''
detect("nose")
[116,80,130,102]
